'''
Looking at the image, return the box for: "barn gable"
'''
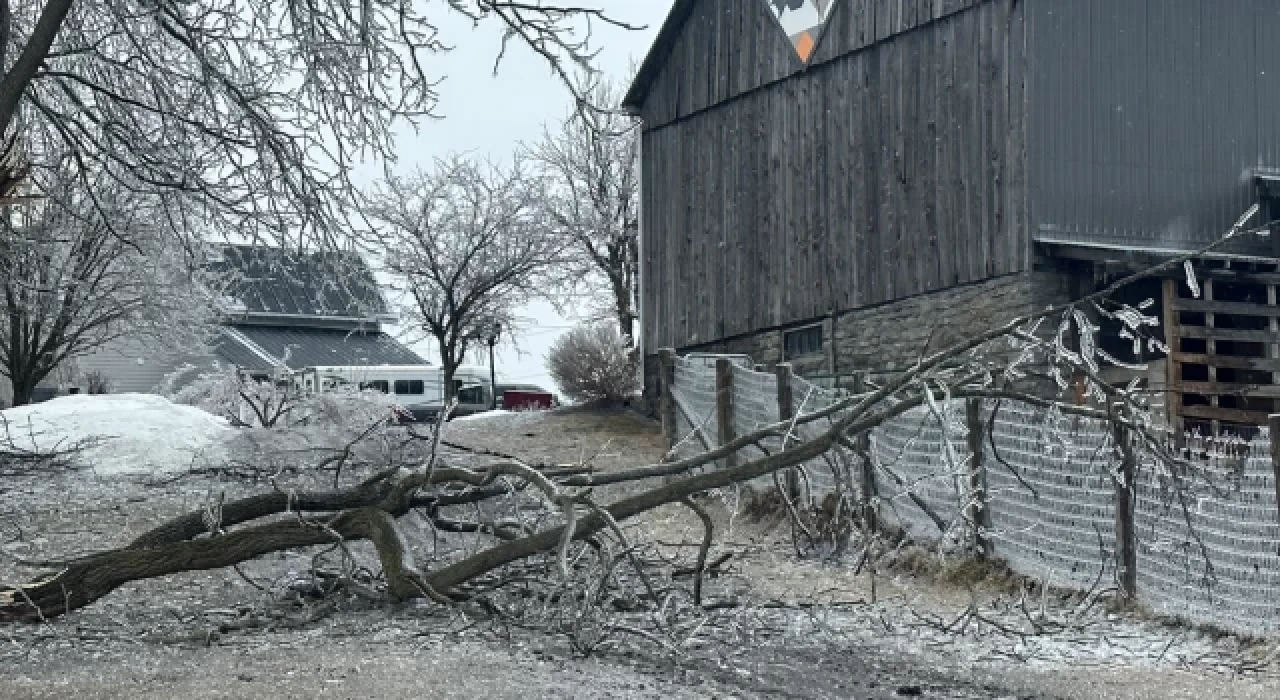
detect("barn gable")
[807,0,984,65]
[624,0,995,127]
[633,0,1032,353]
[624,0,802,130]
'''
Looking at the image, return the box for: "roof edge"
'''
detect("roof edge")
[622,0,698,112]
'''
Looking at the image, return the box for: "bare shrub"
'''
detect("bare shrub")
[169,365,400,432]
[547,323,639,404]
[83,371,112,395]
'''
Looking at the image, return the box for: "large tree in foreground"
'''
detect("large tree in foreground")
[0,0,635,247]
[0,162,207,406]
[370,155,565,402]
[530,75,640,346]
[5,213,1264,623]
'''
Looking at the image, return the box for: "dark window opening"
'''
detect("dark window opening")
[361,380,390,393]
[458,385,485,404]
[783,325,824,360]
[394,379,424,395]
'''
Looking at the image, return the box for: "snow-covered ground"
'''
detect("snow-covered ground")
[451,409,516,423]
[0,393,233,475]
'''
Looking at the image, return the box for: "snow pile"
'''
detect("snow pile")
[451,410,515,423]
[1,394,234,475]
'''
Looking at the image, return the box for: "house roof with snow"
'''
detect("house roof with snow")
[206,244,425,373]
[216,325,426,372]
[209,244,396,324]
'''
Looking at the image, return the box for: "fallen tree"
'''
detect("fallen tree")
[2,216,1269,626]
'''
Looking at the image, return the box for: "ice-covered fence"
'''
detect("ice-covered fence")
[1134,435,1280,638]
[663,353,1280,638]
[783,372,852,496]
[869,403,970,540]
[982,402,1118,591]
[670,356,716,455]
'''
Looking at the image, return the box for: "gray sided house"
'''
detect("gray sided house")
[627,0,1280,435]
[68,244,424,395]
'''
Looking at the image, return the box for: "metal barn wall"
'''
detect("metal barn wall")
[1028,0,1280,254]
[640,0,1031,352]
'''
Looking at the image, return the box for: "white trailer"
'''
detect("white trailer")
[295,364,493,420]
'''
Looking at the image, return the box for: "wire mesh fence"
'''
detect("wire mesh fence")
[666,354,1280,638]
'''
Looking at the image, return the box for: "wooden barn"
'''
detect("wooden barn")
[625,0,1280,435]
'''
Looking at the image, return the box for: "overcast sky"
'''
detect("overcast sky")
[376,1,673,394]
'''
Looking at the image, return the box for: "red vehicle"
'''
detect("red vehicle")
[496,384,555,411]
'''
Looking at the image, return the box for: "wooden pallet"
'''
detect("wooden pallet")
[1164,268,1280,436]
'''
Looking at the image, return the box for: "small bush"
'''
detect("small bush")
[169,366,402,431]
[547,323,639,404]
[84,371,112,395]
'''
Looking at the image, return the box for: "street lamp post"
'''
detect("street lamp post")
[486,321,501,410]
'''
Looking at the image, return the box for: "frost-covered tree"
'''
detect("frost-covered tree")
[0,163,209,406]
[369,155,565,402]
[530,74,640,346]
[0,1,634,247]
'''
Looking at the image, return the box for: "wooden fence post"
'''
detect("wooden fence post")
[714,358,737,469]
[658,348,677,450]
[851,371,877,533]
[715,358,737,469]
[775,363,799,500]
[1111,402,1138,600]
[965,398,993,557]
[1269,414,1280,524]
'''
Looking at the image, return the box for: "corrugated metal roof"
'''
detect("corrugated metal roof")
[215,327,283,372]
[215,325,425,371]
[209,244,388,319]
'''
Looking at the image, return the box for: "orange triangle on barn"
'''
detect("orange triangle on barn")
[793,31,816,62]
[762,0,833,64]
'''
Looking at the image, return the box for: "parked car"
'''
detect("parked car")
[494,383,556,411]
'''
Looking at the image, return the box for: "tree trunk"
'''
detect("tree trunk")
[0,507,431,620]
[611,274,635,348]
[0,0,75,135]
[8,367,40,407]
[442,362,457,404]
[616,309,634,348]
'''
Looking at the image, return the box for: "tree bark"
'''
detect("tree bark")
[8,368,38,406]
[0,507,433,620]
[442,362,457,404]
[0,0,75,135]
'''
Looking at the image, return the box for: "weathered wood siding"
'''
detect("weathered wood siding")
[641,0,1029,352]
[638,0,799,130]
[640,0,991,131]
[808,0,984,66]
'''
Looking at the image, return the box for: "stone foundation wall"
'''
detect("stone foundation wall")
[833,268,1076,374]
[644,266,1080,400]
